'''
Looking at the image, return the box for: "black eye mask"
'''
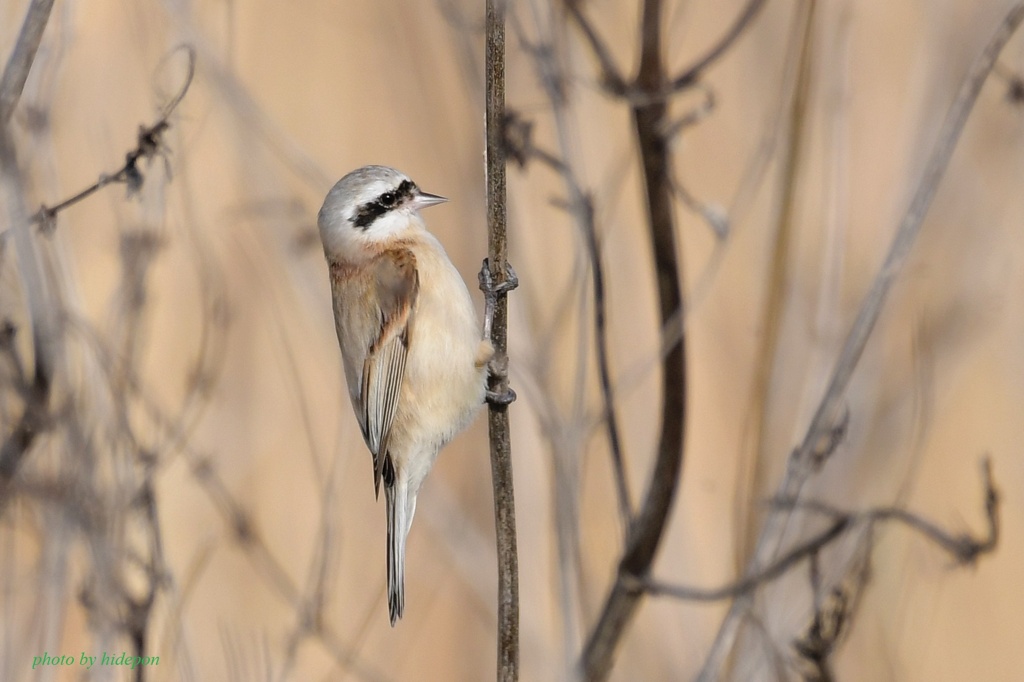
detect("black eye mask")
[352,179,417,230]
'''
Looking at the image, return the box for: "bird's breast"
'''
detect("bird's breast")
[397,241,486,450]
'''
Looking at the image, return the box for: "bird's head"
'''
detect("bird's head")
[318,165,447,260]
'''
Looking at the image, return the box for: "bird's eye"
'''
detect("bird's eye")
[379,192,397,207]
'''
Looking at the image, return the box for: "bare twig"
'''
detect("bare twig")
[640,458,998,602]
[578,0,688,678]
[59,301,384,681]
[0,0,56,125]
[576,194,633,525]
[485,1,520,680]
[0,45,195,511]
[0,0,60,512]
[503,110,634,529]
[564,0,628,95]
[642,518,849,602]
[706,4,817,674]
[0,329,49,510]
[24,45,196,233]
[781,459,1000,564]
[787,2,1024,514]
[701,7,1024,674]
[669,0,769,90]
[0,133,52,514]
[565,0,767,102]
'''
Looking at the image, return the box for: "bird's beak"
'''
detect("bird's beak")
[412,191,449,210]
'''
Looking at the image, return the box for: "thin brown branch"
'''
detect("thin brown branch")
[503,111,634,528]
[579,0,688,677]
[642,457,998,602]
[0,130,52,515]
[0,351,49,510]
[701,6,1024,676]
[485,2,520,680]
[0,45,195,512]
[0,0,56,125]
[26,44,196,232]
[567,0,766,102]
[187,456,388,682]
[642,518,849,602]
[779,458,1000,565]
[669,0,769,90]
[699,2,817,674]
[578,194,633,524]
[790,2,1024,503]
[564,0,628,95]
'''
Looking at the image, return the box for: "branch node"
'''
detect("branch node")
[810,406,849,467]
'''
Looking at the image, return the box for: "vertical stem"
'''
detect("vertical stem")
[702,2,1024,678]
[0,0,56,125]
[700,4,816,678]
[579,0,688,678]
[485,1,519,680]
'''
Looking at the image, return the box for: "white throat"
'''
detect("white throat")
[320,207,425,263]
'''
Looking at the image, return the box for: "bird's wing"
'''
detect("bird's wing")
[359,249,419,497]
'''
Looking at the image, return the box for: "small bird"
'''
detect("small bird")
[318,165,495,625]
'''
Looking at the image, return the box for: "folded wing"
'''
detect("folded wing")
[358,249,419,497]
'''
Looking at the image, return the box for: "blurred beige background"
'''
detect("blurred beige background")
[1,0,1023,680]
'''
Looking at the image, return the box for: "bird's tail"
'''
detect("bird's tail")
[385,477,410,626]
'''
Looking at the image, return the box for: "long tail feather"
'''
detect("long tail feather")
[385,477,407,626]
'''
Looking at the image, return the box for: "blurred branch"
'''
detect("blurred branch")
[0,132,52,514]
[484,1,520,680]
[993,60,1024,103]
[704,2,817,674]
[701,5,1024,675]
[0,0,58,513]
[786,458,1000,564]
[0,312,50,511]
[61,298,384,681]
[669,0,769,90]
[0,45,195,511]
[0,0,56,125]
[505,107,633,529]
[187,455,388,682]
[578,0,688,677]
[783,1,1024,514]
[564,0,628,95]
[640,458,998,601]
[25,45,196,233]
[566,0,768,100]
[645,518,849,602]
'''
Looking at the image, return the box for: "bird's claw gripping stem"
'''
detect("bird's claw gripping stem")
[479,258,518,343]
[479,258,518,406]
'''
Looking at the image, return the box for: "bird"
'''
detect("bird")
[318,165,495,625]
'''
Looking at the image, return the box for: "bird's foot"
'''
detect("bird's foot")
[479,258,518,343]
[478,258,519,298]
[487,385,520,405]
[486,386,517,406]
